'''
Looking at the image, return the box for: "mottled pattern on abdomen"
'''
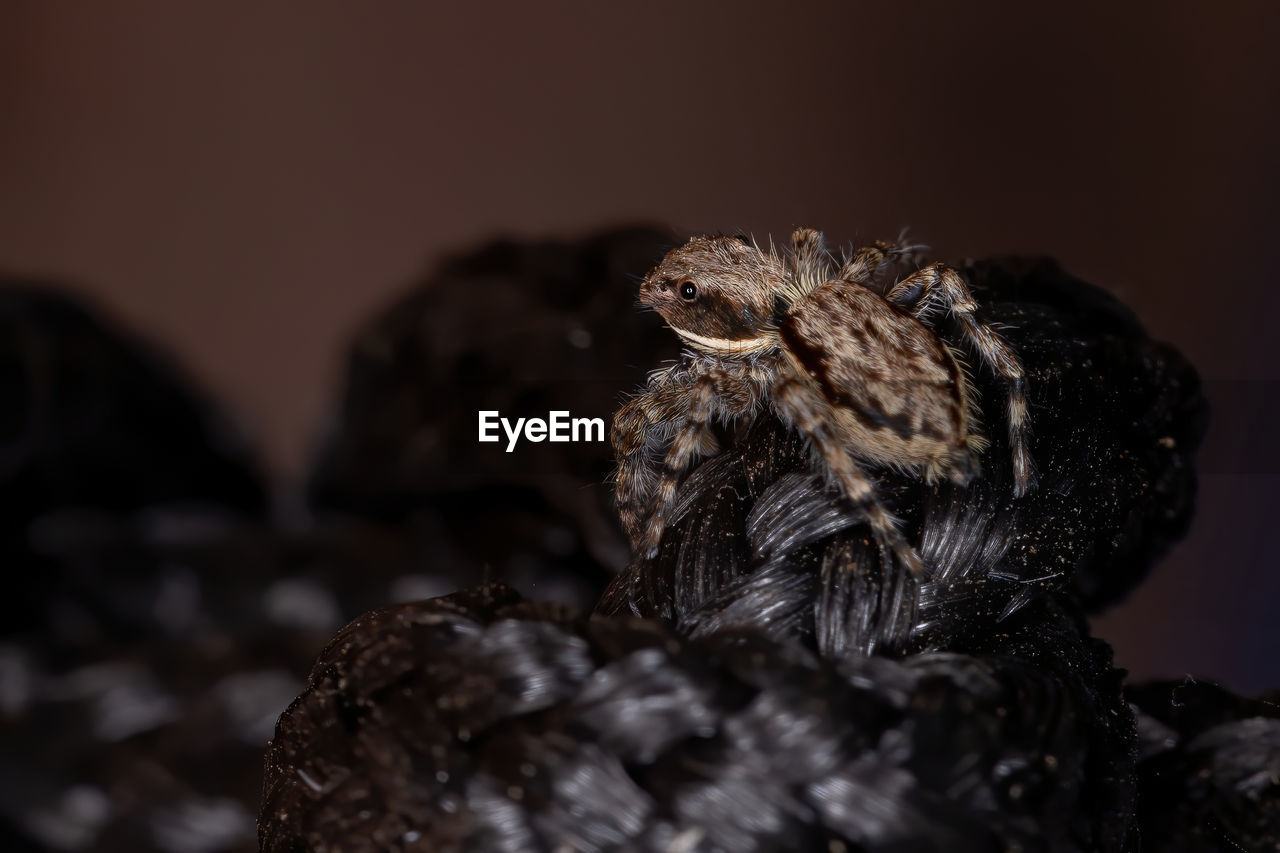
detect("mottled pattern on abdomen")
[778,280,968,465]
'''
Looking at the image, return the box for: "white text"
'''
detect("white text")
[478,410,606,452]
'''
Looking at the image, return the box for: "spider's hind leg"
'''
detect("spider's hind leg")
[773,378,925,576]
[886,263,1036,496]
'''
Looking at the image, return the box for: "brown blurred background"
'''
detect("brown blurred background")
[1,2,1277,689]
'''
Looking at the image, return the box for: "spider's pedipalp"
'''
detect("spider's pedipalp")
[612,366,691,545]
[772,376,925,576]
[640,372,723,556]
[612,396,662,546]
[885,263,1036,495]
[617,364,762,557]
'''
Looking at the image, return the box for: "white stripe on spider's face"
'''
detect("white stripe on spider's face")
[670,326,776,355]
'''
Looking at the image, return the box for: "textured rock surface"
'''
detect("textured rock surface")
[1128,679,1280,851]
[261,587,1136,852]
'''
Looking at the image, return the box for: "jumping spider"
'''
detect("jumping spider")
[612,228,1033,575]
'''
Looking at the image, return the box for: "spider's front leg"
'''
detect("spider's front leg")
[613,365,759,558]
[772,377,925,576]
[611,369,688,549]
[886,263,1036,495]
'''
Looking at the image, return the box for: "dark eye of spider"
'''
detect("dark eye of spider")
[680,280,697,300]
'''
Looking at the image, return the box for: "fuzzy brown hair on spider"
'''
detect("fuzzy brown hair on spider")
[613,228,1034,576]
[638,234,787,354]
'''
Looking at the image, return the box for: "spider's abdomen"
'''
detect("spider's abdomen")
[778,280,970,470]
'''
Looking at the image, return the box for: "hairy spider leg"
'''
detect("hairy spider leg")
[838,239,929,288]
[772,377,926,576]
[640,368,768,556]
[885,263,1036,495]
[789,227,832,291]
[611,368,688,547]
[614,367,760,557]
[612,396,661,548]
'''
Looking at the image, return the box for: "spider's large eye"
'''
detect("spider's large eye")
[680,280,698,301]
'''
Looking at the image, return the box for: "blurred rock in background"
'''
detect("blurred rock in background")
[309,226,679,605]
[1,282,266,633]
[0,228,675,852]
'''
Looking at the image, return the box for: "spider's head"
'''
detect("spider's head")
[639,235,785,354]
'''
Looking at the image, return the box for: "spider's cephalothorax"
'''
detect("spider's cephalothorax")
[612,228,1034,574]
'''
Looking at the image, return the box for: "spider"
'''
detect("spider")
[611,228,1033,574]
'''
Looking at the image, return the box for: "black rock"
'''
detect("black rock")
[261,586,1136,852]
[0,281,266,634]
[1129,679,1280,850]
